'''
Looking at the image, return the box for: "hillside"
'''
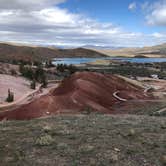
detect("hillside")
[0,43,107,63]
[95,43,166,58]
[0,72,151,120]
[0,114,166,166]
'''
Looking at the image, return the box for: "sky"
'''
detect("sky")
[0,0,166,47]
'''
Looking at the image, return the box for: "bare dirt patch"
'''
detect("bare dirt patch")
[0,74,32,104]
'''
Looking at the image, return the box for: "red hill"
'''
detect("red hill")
[0,72,150,120]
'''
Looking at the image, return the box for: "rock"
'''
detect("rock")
[114,148,120,152]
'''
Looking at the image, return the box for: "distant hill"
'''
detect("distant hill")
[0,43,107,63]
[94,43,166,58]
[82,45,124,50]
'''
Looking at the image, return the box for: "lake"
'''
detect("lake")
[52,57,166,65]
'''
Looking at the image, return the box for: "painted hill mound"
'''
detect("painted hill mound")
[0,72,150,120]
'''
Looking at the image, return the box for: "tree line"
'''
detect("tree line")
[19,63,48,89]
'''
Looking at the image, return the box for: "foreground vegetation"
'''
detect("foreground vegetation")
[0,115,165,166]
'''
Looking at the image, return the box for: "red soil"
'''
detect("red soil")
[0,72,150,120]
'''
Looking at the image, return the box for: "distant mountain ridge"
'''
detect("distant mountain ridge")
[82,45,124,50]
[93,43,166,58]
[0,42,166,63]
[0,43,107,63]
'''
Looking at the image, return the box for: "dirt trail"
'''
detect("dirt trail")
[113,91,127,101]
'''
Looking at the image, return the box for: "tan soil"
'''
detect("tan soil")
[0,74,32,104]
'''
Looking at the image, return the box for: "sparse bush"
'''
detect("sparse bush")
[68,64,77,74]
[35,134,54,146]
[82,106,93,115]
[19,64,48,88]
[19,65,34,80]
[56,64,78,74]
[13,150,25,162]
[34,66,45,82]
[45,60,55,68]
[79,145,94,154]
[57,64,66,72]
[127,129,136,137]
[10,69,17,76]
[41,75,48,88]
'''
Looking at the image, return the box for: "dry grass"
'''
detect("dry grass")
[0,114,165,166]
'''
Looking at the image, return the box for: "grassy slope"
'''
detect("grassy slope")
[0,114,166,166]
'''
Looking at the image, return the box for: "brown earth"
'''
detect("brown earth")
[0,72,152,120]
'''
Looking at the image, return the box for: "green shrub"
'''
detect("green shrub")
[82,106,93,115]
[35,134,54,146]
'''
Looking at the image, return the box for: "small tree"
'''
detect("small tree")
[10,69,17,76]
[41,75,48,88]
[68,64,77,74]
[6,89,14,103]
[45,60,54,68]
[57,64,66,72]
[30,80,36,90]
[19,63,24,74]
[83,106,92,115]
[35,66,45,82]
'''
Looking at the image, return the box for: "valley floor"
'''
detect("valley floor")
[0,114,166,166]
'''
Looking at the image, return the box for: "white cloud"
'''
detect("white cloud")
[145,0,166,26]
[152,32,164,38]
[0,0,165,47]
[0,0,66,10]
[128,2,137,11]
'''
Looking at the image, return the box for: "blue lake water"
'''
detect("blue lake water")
[52,57,166,65]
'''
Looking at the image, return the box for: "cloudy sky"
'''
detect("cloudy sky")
[0,0,166,47]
